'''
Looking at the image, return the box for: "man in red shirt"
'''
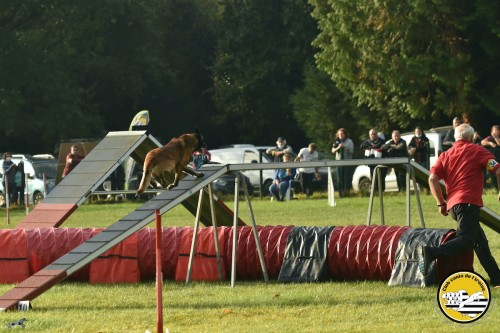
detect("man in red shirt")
[420,124,500,287]
[62,145,85,178]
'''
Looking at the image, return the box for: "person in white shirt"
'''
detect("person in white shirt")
[295,143,321,197]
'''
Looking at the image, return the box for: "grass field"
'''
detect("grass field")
[0,192,499,332]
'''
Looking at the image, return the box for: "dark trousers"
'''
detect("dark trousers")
[429,204,500,284]
[395,170,406,191]
[299,172,314,197]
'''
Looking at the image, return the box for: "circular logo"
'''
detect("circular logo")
[437,271,491,323]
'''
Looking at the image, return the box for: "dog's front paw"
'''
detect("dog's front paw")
[196,172,204,178]
[166,183,177,190]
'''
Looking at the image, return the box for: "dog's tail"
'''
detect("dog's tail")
[136,157,153,195]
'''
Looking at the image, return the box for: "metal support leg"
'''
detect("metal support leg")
[240,175,269,283]
[410,168,426,228]
[231,177,240,288]
[185,188,204,285]
[207,183,223,281]
[367,165,386,225]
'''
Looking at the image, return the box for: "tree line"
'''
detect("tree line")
[1,0,498,154]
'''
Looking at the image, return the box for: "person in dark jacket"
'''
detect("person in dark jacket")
[2,152,17,205]
[360,128,386,191]
[381,130,408,191]
[408,126,430,169]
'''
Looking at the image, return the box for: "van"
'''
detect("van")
[351,127,452,194]
[209,145,276,194]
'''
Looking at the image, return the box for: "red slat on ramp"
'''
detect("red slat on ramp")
[0,269,67,311]
[16,203,78,229]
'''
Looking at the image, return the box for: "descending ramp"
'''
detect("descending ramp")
[17,131,158,229]
[16,131,239,229]
[409,161,500,233]
[0,165,231,311]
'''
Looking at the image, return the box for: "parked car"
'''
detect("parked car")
[209,145,276,194]
[208,163,255,196]
[351,126,451,194]
[0,154,57,206]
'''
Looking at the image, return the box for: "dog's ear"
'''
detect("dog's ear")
[194,128,200,134]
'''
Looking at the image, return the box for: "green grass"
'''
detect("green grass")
[1,192,499,332]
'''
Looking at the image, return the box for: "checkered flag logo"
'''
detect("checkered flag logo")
[442,290,488,318]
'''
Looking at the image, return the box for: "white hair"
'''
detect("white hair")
[454,124,474,141]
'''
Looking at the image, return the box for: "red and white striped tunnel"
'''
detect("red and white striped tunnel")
[0,225,471,284]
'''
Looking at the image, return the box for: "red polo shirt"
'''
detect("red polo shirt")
[430,140,500,210]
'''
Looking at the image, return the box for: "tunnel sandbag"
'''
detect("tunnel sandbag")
[175,226,229,282]
[89,232,140,284]
[0,229,30,283]
[278,226,335,282]
[328,225,410,281]
[387,228,473,287]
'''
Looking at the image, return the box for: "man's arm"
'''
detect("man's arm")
[496,167,500,202]
[429,173,448,216]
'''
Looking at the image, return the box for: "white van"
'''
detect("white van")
[209,145,276,194]
[351,127,451,194]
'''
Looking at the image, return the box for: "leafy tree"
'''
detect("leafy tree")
[212,0,318,147]
[310,0,500,134]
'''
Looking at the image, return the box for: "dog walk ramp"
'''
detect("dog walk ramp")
[0,165,232,311]
[409,161,500,233]
[17,131,159,229]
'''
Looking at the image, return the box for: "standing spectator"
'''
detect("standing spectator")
[16,161,25,206]
[420,124,500,288]
[382,130,408,191]
[408,126,430,169]
[481,125,500,190]
[2,152,18,206]
[269,153,296,201]
[62,145,85,178]
[332,128,354,197]
[360,128,386,191]
[442,117,462,151]
[266,137,294,162]
[295,143,321,198]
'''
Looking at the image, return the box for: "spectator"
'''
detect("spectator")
[442,117,462,151]
[360,128,386,191]
[191,147,211,170]
[62,145,85,178]
[266,137,294,162]
[332,128,354,197]
[382,130,408,191]
[295,143,321,198]
[408,126,430,169]
[269,153,296,201]
[481,125,500,190]
[420,124,500,288]
[2,152,18,206]
[16,161,25,206]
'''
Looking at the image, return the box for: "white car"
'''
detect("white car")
[351,127,451,194]
[209,145,276,194]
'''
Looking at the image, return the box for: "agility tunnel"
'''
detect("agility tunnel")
[0,225,472,287]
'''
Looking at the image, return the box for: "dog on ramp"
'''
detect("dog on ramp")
[136,129,205,194]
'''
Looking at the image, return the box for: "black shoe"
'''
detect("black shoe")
[418,246,433,276]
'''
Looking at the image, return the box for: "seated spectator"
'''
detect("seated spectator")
[269,153,296,201]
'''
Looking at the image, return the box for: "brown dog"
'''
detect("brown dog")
[136,129,205,194]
